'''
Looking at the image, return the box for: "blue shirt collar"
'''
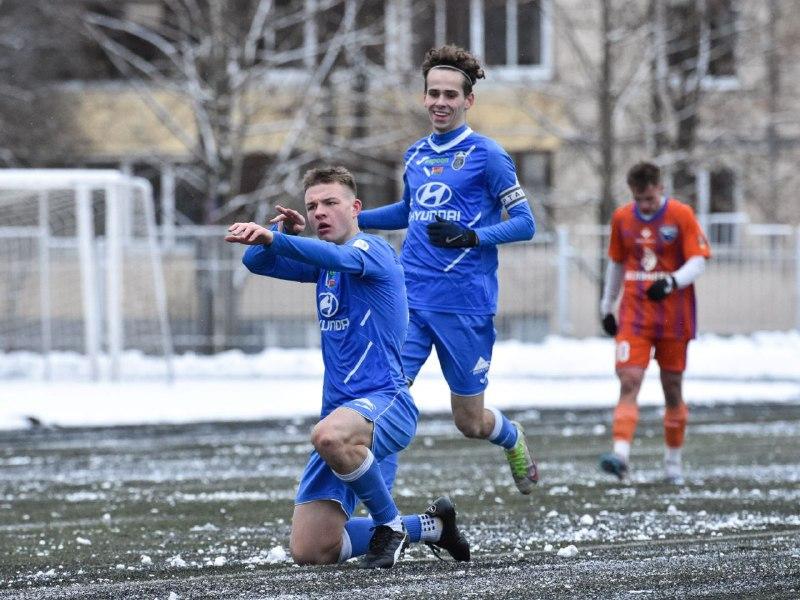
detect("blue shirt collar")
[429,124,470,146]
[634,196,668,222]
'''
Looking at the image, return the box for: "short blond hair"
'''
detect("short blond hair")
[302,166,357,195]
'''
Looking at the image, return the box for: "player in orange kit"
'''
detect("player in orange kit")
[598,161,711,484]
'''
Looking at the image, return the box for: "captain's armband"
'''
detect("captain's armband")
[499,183,528,210]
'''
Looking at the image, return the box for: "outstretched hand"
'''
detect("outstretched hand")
[225,222,274,245]
[270,205,306,235]
[427,215,478,248]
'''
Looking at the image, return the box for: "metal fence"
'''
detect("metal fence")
[2,222,799,354]
[158,223,800,351]
[555,223,800,337]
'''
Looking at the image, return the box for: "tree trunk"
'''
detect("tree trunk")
[598,0,617,304]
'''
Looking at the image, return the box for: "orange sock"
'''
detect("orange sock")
[664,403,689,448]
[612,403,639,443]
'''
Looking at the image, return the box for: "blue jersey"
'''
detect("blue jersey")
[360,124,535,315]
[242,232,409,417]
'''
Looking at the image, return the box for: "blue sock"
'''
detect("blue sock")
[333,450,398,524]
[343,515,422,559]
[487,406,518,450]
[403,514,422,542]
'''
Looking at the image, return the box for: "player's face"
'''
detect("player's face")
[424,69,474,134]
[631,183,664,216]
[304,182,361,244]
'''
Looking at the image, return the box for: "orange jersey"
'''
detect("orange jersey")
[609,198,711,340]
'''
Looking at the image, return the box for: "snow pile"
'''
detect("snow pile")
[1,333,798,430]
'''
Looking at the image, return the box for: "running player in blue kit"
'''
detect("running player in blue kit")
[226,166,469,568]
[358,45,539,494]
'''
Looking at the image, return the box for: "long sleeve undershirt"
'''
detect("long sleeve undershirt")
[242,233,369,281]
[599,255,707,315]
[358,199,535,246]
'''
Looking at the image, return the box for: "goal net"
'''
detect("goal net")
[0,170,173,380]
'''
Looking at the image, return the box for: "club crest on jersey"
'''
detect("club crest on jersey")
[451,151,468,170]
[325,270,337,288]
[318,292,339,317]
[659,225,678,243]
[416,181,453,208]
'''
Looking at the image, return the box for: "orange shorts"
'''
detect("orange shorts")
[614,335,689,372]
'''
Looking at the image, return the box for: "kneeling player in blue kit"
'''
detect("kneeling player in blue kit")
[226,166,469,568]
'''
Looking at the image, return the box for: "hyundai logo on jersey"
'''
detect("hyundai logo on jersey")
[318,292,339,318]
[415,181,453,208]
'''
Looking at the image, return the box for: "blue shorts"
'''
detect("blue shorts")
[295,389,417,518]
[403,309,496,396]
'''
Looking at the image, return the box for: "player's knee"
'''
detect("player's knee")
[310,424,336,453]
[310,422,343,457]
[290,540,337,566]
[618,372,643,396]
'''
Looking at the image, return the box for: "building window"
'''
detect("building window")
[410,0,551,78]
[707,167,740,244]
[667,0,737,84]
[123,1,163,28]
[670,165,741,245]
[516,151,551,195]
[262,0,386,70]
[266,0,306,68]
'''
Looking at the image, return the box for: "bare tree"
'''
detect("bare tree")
[647,0,742,203]
[82,0,416,351]
[517,0,651,229]
[513,0,651,308]
[83,0,413,224]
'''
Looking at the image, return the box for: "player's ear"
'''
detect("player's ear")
[464,92,475,110]
[352,198,362,217]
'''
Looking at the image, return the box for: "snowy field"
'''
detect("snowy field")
[0,403,798,599]
[1,332,799,431]
[1,332,799,597]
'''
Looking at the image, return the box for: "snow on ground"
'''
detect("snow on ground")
[1,332,798,430]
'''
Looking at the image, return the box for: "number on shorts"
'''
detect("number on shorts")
[616,340,630,363]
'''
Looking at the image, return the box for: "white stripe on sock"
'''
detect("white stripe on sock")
[613,440,631,463]
[487,406,504,442]
[333,450,375,482]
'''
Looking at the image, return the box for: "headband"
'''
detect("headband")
[428,65,474,85]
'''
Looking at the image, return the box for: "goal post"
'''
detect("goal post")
[0,169,174,381]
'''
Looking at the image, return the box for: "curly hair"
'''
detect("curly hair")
[626,162,662,191]
[302,166,357,195]
[421,44,485,95]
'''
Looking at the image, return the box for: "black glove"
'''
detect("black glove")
[601,314,618,336]
[427,215,478,248]
[646,275,677,301]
